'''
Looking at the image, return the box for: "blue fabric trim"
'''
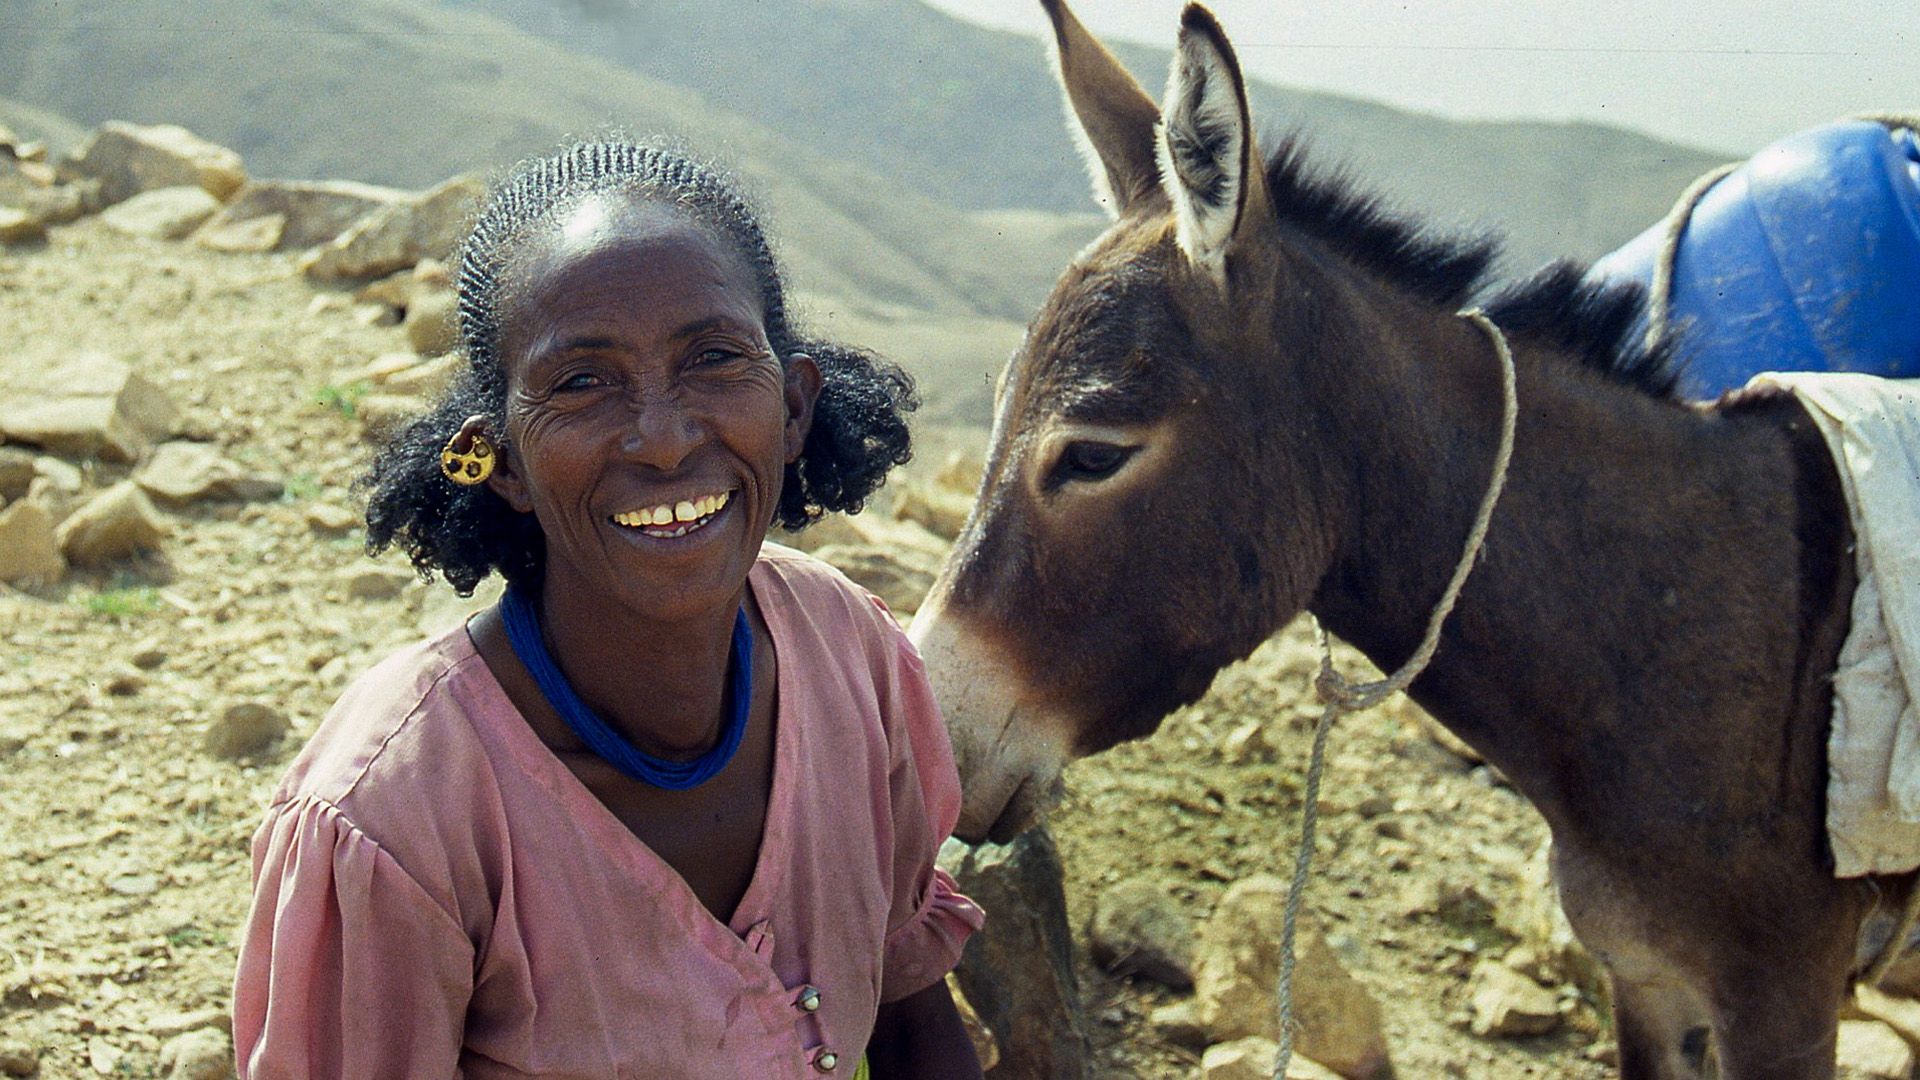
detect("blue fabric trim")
[500,586,752,790]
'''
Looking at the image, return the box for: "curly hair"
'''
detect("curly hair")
[362,141,918,596]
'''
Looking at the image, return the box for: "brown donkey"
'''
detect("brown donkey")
[910,2,1897,1076]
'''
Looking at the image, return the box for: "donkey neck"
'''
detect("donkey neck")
[1293,263,1801,798]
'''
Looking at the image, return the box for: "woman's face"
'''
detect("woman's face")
[487,194,819,624]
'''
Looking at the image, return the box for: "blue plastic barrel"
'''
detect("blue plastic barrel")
[1588,120,1920,399]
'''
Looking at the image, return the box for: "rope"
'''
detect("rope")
[1644,111,1920,355]
[1272,309,1520,1079]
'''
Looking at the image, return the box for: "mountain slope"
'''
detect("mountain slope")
[451,0,1728,269]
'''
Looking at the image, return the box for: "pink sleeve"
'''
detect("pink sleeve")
[233,795,474,1079]
[876,616,986,1003]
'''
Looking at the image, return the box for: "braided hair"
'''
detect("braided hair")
[362,140,918,596]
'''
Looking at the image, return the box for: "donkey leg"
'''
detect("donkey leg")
[1611,973,1714,1080]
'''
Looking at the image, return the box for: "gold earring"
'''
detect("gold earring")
[440,432,495,485]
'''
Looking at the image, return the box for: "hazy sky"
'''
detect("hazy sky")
[923,0,1917,156]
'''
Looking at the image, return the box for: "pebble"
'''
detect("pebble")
[106,873,160,897]
[1465,960,1561,1038]
[159,1027,234,1080]
[340,565,414,600]
[203,701,290,760]
[303,502,359,533]
[0,1042,37,1077]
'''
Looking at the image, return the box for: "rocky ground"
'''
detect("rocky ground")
[4,122,1919,1080]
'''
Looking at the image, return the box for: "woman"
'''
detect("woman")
[232,141,985,1078]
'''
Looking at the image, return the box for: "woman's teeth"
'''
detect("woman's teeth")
[611,491,732,536]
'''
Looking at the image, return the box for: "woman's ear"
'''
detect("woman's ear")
[460,414,530,513]
[782,353,823,463]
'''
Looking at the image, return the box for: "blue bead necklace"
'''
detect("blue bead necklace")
[500,586,753,790]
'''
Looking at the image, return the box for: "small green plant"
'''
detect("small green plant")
[84,587,162,620]
[166,923,227,949]
[281,471,322,502]
[313,379,373,419]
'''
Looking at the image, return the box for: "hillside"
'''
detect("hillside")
[450,0,1729,270]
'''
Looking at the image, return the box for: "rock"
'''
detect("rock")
[62,122,245,205]
[891,482,973,540]
[0,500,64,584]
[1193,875,1392,1079]
[1148,999,1209,1050]
[304,502,360,534]
[377,353,461,398]
[158,1027,233,1080]
[105,664,145,695]
[1088,878,1195,989]
[354,393,426,442]
[404,287,460,356]
[204,702,289,760]
[0,447,36,500]
[87,1037,121,1075]
[1496,840,1604,1000]
[0,1041,36,1076]
[32,455,83,494]
[55,482,167,565]
[1222,719,1276,764]
[940,829,1091,1080]
[1465,960,1561,1038]
[340,565,415,601]
[144,1009,231,1039]
[1201,1037,1345,1080]
[301,175,484,282]
[199,179,404,250]
[810,542,941,616]
[0,206,45,245]
[1838,1019,1915,1079]
[100,186,222,240]
[130,645,168,670]
[1856,985,1920,1048]
[933,447,985,494]
[134,441,282,504]
[0,352,182,461]
[194,212,284,254]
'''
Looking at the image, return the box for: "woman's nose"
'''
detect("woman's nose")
[620,397,704,471]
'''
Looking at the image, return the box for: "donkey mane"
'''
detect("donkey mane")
[1262,135,1683,401]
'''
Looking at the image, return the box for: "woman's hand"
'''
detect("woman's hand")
[864,977,984,1080]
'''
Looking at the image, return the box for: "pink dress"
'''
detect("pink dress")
[232,545,983,1078]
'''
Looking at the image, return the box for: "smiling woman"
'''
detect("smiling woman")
[230,141,985,1080]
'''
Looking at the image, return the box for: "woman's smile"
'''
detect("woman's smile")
[609,487,735,539]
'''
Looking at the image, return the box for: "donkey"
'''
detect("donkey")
[908,2,1893,1077]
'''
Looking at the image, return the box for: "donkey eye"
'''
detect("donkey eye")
[1054,441,1136,484]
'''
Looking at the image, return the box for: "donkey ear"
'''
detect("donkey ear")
[1042,0,1163,217]
[1157,4,1270,278]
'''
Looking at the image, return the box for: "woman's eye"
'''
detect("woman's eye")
[695,347,744,366]
[556,371,603,392]
[1055,441,1137,483]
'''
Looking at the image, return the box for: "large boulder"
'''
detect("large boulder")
[0,352,182,461]
[300,175,484,282]
[0,500,66,584]
[1194,876,1392,1080]
[940,829,1091,1080]
[60,122,244,206]
[54,481,167,565]
[134,441,281,504]
[100,186,222,240]
[810,542,941,616]
[198,179,406,251]
[1088,878,1196,990]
